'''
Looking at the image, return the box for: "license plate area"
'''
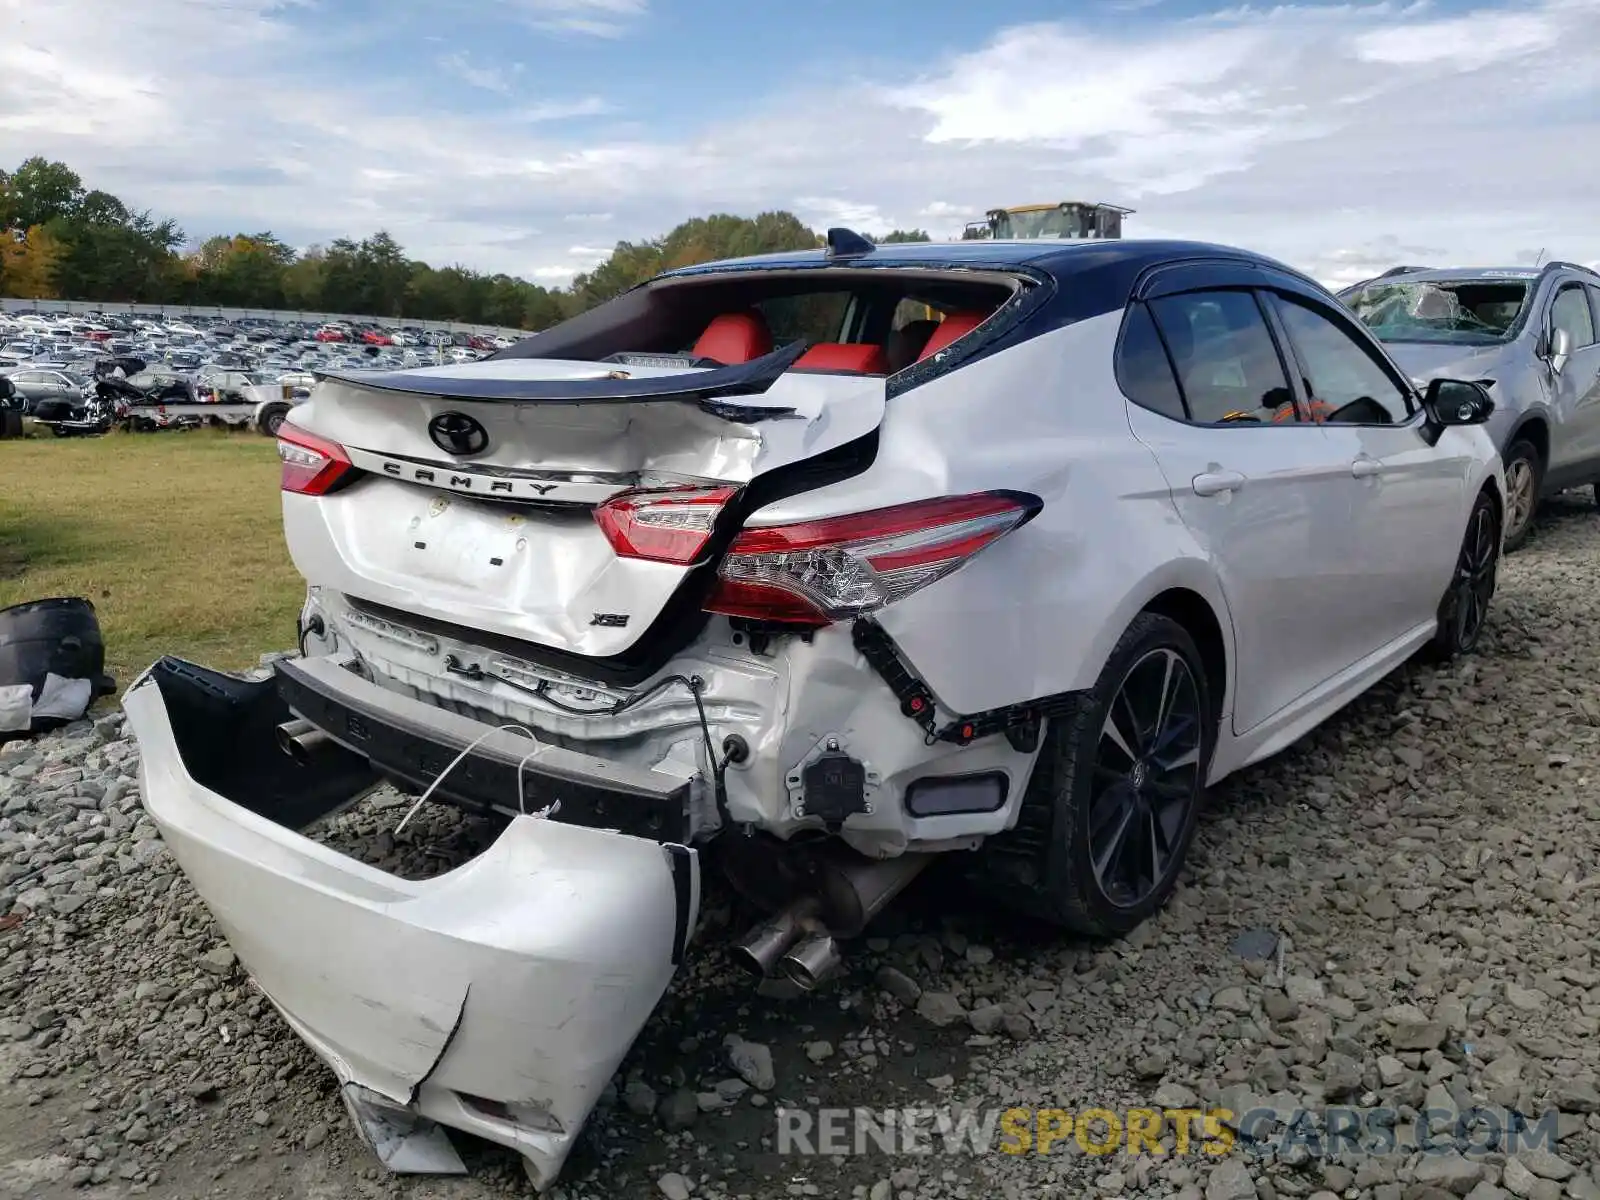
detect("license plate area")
[349,484,604,608]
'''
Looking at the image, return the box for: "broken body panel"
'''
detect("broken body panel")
[122,659,698,1190]
[122,252,1205,1188]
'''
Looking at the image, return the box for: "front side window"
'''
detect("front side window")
[1271,294,1413,424]
[1148,290,1297,425]
[1551,283,1596,349]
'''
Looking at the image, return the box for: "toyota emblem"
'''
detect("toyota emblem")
[428,411,489,456]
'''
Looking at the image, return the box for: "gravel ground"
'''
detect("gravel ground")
[6,498,1600,1200]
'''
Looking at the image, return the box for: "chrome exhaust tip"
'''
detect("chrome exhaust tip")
[276,718,333,765]
[779,934,842,992]
[731,898,818,978]
[731,851,934,990]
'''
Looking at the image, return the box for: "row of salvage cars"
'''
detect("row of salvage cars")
[4,357,311,438]
[125,232,1532,1188]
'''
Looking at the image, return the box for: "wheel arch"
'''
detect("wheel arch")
[1478,473,1504,518]
[1507,413,1549,465]
[1074,562,1237,729]
[1141,587,1229,730]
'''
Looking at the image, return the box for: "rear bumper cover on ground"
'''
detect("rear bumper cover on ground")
[121,659,699,1190]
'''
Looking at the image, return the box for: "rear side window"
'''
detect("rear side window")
[1115,303,1186,420]
[1148,290,1296,424]
[1551,283,1596,349]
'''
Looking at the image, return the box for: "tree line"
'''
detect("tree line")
[0,158,931,330]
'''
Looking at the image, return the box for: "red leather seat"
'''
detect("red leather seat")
[792,343,890,375]
[916,311,989,362]
[692,311,774,364]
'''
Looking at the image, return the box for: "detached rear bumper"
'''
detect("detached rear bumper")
[121,659,699,1191]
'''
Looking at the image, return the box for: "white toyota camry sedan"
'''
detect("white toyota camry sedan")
[123,232,1503,1188]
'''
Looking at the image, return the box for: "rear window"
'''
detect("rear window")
[500,267,1024,374]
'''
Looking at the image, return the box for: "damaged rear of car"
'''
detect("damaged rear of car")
[124,240,1067,1185]
[128,234,1461,1187]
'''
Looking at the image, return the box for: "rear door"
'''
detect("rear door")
[1262,288,1465,650]
[1119,283,1358,733]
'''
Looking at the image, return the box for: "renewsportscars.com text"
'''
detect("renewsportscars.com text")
[774,1105,1562,1159]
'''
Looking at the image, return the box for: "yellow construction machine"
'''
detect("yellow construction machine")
[963,201,1134,240]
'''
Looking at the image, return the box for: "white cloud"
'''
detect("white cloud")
[440,52,512,95]
[511,97,613,122]
[501,0,647,37]
[1352,11,1558,68]
[793,197,896,232]
[0,0,1596,290]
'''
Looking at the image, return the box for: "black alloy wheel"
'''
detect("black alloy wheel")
[974,612,1214,937]
[1431,490,1500,659]
[1088,645,1204,909]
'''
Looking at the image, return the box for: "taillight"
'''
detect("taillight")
[594,485,738,564]
[705,493,1038,626]
[277,422,353,495]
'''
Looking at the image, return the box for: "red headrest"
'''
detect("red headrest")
[916,311,990,362]
[692,311,773,364]
[792,343,889,375]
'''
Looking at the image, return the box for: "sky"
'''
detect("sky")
[0,0,1596,290]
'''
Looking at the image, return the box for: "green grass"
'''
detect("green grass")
[0,427,303,689]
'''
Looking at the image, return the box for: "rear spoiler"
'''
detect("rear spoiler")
[313,340,808,409]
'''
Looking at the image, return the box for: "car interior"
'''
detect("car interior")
[497,270,1021,376]
[687,305,993,374]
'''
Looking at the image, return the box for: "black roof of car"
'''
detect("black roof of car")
[659,237,1288,282]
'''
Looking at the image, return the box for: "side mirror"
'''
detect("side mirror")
[1423,378,1495,434]
[1549,326,1572,374]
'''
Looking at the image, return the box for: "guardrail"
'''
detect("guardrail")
[0,297,530,340]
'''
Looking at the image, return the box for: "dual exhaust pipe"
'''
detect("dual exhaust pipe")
[732,851,932,992]
[278,713,921,993]
[276,718,335,765]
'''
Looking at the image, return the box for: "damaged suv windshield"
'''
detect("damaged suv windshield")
[1343,277,1531,345]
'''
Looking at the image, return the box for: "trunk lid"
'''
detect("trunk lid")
[286,350,885,663]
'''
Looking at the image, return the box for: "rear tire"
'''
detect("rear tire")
[1500,439,1540,551]
[974,613,1214,937]
[1428,489,1500,660]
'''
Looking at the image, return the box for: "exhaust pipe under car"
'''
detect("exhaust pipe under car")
[276,718,334,765]
[732,849,933,992]
[778,934,842,991]
[731,896,822,978]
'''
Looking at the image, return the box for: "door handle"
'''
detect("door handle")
[1351,457,1384,478]
[1192,470,1246,497]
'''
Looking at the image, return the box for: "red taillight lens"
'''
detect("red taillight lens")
[277,422,353,495]
[705,493,1037,626]
[595,485,738,564]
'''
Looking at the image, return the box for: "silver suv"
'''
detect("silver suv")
[1341,262,1600,548]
